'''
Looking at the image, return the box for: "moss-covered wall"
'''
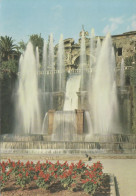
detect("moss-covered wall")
[1,76,16,134]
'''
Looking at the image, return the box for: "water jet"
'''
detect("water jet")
[1,29,135,155]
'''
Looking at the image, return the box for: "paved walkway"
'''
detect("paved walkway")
[91,158,136,196]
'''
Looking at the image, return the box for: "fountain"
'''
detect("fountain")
[57,34,65,92]
[120,58,125,89]
[1,30,136,155]
[42,40,47,91]
[91,33,119,134]
[15,42,41,134]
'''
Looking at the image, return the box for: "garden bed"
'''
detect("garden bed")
[0,160,110,195]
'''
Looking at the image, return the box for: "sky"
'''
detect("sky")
[0,0,136,44]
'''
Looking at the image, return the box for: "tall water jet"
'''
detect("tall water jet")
[42,40,48,92]
[63,74,81,111]
[48,33,54,108]
[120,58,125,88]
[57,34,65,92]
[92,33,119,134]
[95,37,101,60]
[36,47,40,90]
[80,30,86,91]
[36,46,40,70]
[90,28,95,68]
[88,34,99,121]
[15,42,41,134]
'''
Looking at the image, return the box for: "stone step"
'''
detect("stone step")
[1,134,136,142]
[1,141,136,150]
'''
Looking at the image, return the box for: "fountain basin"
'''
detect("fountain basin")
[1,134,136,154]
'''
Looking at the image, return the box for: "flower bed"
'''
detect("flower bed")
[0,159,105,195]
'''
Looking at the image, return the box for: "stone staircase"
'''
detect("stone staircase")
[1,133,136,155]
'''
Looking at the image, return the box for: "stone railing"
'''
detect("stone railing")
[17,68,93,76]
[37,68,93,75]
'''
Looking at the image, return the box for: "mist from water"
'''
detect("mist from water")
[36,47,40,70]
[80,30,86,91]
[120,58,125,88]
[57,34,65,92]
[48,34,54,109]
[42,40,48,92]
[15,42,41,134]
[90,28,95,68]
[63,74,81,111]
[14,31,121,137]
[91,33,120,134]
[52,111,77,141]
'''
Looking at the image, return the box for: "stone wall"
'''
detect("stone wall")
[55,30,136,72]
[112,32,136,68]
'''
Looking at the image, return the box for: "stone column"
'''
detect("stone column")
[75,109,84,134]
[77,91,88,110]
[48,110,55,135]
[53,92,65,111]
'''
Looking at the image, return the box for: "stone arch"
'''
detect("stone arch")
[73,55,91,68]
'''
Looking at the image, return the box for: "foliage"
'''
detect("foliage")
[124,54,136,133]
[124,54,136,86]
[124,56,133,67]
[0,159,103,195]
[0,36,19,62]
[132,87,136,133]
[0,60,17,134]
[0,59,18,79]
[29,34,44,62]
[17,40,27,54]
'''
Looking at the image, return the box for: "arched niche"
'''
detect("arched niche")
[74,55,91,68]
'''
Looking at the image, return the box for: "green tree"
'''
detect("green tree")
[29,34,44,62]
[0,36,19,62]
[17,40,27,54]
[0,59,18,79]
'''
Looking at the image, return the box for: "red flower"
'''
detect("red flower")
[63,173,67,178]
[81,178,90,184]
[6,171,10,176]
[8,159,11,163]
[0,176,3,180]
[22,168,25,172]
[26,161,30,167]
[59,175,63,179]
[12,162,15,168]
[26,172,29,177]
[71,183,76,188]
[44,174,50,182]
[39,171,45,178]
[2,166,5,173]
[19,173,22,178]
[99,172,103,176]
[72,174,77,179]
[68,170,72,176]
[33,175,38,180]
[69,165,74,170]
